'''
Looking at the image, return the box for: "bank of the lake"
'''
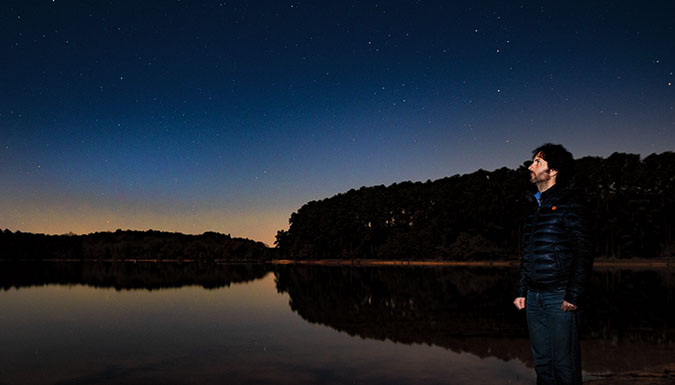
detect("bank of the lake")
[270,257,675,268]
[585,362,675,385]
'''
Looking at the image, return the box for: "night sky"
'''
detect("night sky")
[2,1,673,245]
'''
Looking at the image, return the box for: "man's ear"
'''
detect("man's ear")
[548,168,558,178]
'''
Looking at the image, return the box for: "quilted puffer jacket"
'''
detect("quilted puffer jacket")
[516,184,593,307]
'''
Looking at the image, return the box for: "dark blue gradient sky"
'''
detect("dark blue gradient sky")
[2,1,673,245]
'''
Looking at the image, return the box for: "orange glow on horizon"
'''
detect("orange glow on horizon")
[0,204,291,247]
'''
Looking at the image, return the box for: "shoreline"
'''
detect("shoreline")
[271,259,517,267]
[585,363,675,385]
[0,258,672,269]
[270,258,675,268]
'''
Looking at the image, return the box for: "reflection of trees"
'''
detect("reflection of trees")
[585,269,675,342]
[275,266,675,369]
[0,262,270,290]
[277,152,675,260]
[0,229,275,262]
[275,265,529,362]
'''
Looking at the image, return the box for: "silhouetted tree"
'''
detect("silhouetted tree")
[277,152,674,260]
[0,230,275,262]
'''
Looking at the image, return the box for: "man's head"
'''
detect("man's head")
[528,143,575,191]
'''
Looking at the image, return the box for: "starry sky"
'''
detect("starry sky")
[1,1,673,246]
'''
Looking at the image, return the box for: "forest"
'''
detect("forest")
[275,152,675,260]
[0,229,274,262]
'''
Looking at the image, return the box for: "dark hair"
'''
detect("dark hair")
[532,143,575,185]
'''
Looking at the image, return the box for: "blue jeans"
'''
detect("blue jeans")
[526,290,582,385]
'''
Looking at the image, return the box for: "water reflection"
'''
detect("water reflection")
[0,263,673,384]
[0,261,270,290]
[275,265,675,374]
[0,270,535,385]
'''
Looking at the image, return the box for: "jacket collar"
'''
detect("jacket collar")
[534,183,562,207]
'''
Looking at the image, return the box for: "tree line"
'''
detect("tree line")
[275,152,675,260]
[0,261,270,291]
[0,229,275,262]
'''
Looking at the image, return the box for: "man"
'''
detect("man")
[514,143,593,385]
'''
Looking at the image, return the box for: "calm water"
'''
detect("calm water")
[0,262,673,385]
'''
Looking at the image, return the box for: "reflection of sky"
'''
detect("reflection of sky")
[0,273,535,385]
[1,2,674,244]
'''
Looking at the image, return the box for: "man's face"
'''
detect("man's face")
[528,153,552,184]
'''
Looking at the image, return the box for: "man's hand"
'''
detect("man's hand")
[561,300,577,312]
[513,297,526,310]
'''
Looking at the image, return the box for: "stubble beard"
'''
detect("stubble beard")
[530,169,558,193]
[530,170,550,186]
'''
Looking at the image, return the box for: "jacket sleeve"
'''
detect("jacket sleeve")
[515,255,528,299]
[515,218,530,299]
[562,203,593,306]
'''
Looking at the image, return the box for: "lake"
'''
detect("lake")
[0,262,673,384]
